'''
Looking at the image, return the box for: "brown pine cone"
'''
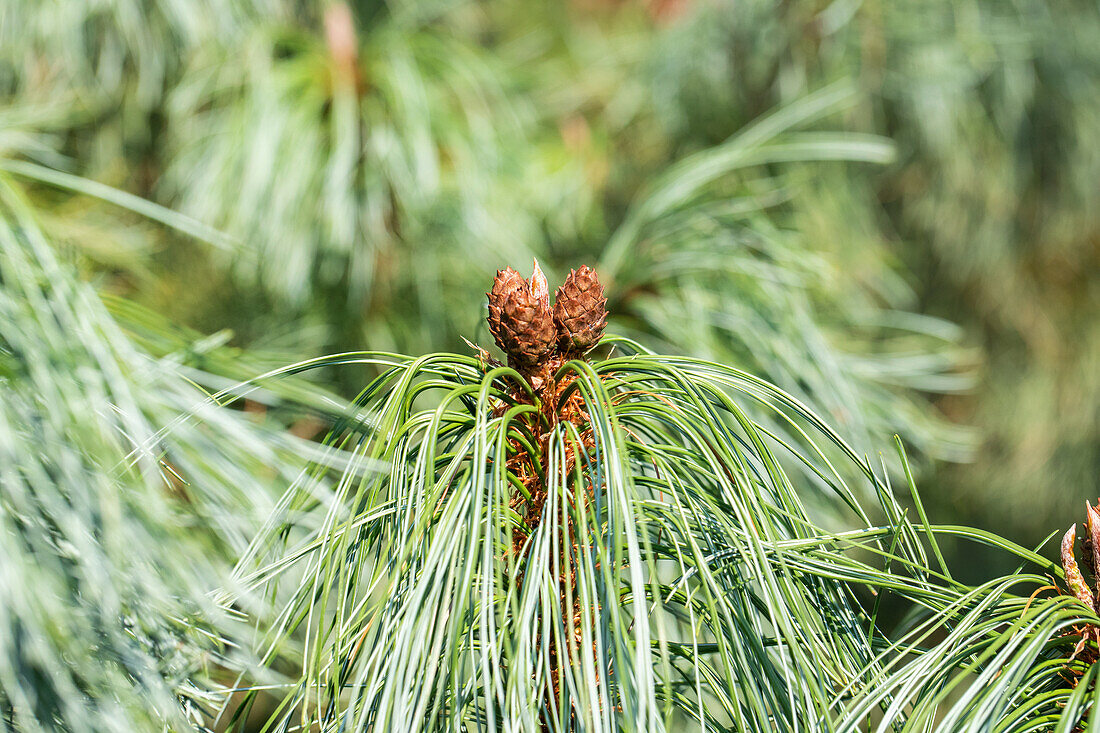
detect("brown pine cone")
[553,265,607,354]
[487,261,556,368]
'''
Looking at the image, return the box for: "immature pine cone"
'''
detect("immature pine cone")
[1061,500,1100,611]
[487,261,557,368]
[553,265,607,354]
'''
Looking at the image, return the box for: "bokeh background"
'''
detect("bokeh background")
[0,0,1098,727]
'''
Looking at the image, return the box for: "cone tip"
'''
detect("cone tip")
[528,259,549,305]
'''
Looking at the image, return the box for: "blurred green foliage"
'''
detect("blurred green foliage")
[0,0,977,460]
[0,170,322,732]
[0,0,1097,727]
[635,0,1100,549]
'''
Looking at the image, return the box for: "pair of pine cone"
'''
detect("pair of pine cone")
[487,261,607,372]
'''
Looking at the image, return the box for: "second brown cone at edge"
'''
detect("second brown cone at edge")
[486,260,607,375]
